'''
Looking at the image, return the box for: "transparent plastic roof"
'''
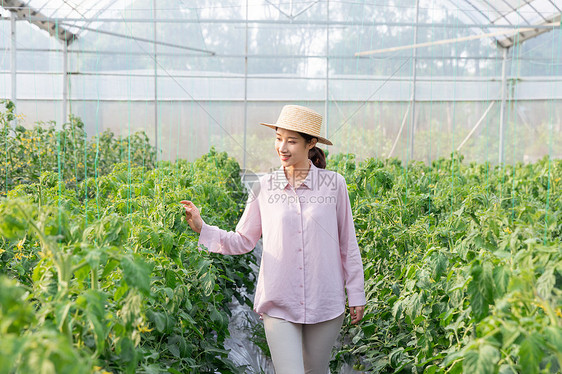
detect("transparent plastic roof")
[444,0,561,47]
[23,0,121,35]
[0,0,560,51]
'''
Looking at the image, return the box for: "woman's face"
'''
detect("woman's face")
[275,127,316,167]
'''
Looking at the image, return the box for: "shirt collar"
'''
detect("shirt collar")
[276,159,316,190]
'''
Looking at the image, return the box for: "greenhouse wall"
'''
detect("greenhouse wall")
[1,0,561,173]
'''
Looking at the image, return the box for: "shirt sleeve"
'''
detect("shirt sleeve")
[197,184,262,255]
[336,174,367,307]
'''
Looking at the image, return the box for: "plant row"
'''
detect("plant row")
[0,147,256,373]
[328,153,561,374]
[0,99,156,196]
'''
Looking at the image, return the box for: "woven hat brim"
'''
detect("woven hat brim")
[260,122,333,146]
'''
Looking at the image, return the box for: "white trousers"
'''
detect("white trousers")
[262,312,345,374]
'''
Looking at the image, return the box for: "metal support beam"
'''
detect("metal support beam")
[153,0,158,161]
[498,14,562,48]
[10,11,16,122]
[408,0,420,160]
[58,23,214,54]
[62,41,68,124]
[456,101,495,151]
[243,0,248,172]
[324,0,329,142]
[498,47,510,164]
[388,103,411,158]
[4,17,559,30]
[2,0,77,44]
[7,47,555,61]
[356,21,559,56]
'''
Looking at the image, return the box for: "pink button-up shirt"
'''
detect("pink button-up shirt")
[197,159,366,324]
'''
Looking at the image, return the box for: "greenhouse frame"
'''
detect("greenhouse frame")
[1,0,560,172]
[1,1,561,374]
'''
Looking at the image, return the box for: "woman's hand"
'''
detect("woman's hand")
[349,305,365,324]
[180,200,203,234]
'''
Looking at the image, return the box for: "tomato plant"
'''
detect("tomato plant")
[329,155,561,374]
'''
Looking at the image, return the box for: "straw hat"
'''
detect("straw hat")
[260,105,333,145]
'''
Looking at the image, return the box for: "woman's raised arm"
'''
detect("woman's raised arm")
[181,191,262,255]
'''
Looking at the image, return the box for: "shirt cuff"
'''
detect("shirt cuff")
[347,291,367,307]
[198,221,215,252]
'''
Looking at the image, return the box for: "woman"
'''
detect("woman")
[181,105,366,374]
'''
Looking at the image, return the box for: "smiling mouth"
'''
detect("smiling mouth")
[280,155,290,159]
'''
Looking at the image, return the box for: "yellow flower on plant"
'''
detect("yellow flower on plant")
[531,301,547,312]
[137,322,153,333]
[504,227,512,234]
[0,248,5,255]
[17,238,25,250]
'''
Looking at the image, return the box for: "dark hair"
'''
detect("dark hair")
[298,131,326,169]
[275,127,327,169]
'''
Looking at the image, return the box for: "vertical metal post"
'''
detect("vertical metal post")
[153,0,158,160]
[243,0,248,172]
[324,0,329,140]
[11,12,17,120]
[63,41,68,124]
[498,47,509,165]
[409,0,420,160]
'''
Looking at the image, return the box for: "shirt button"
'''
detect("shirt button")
[299,266,303,270]
[300,285,303,288]
[298,248,302,252]
[300,301,304,305]
[297,211,300,215]
[297,229,302,233]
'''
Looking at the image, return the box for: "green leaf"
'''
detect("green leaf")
[423,365,438,374]
[406,292,425,322]
[100,258,120,279]
[498,364,517,374]
[519,333,544,374]
[0,202,29,239]
[0,335,26,373]
[147,310,167,333]
[463,343,500,374]
[76,290,108,352]
[114,283,129,301]
[120,255,153,295]
[167,343,180,358]
[209,305,223,324]
[431,252,448,281]
[544,326,562,351]
[116,336,137,369]
[389,347,407,369]
[468,262,494,322]
[536,268,555,299]
[199,269,216,297]
[492,265,510,298]
[55,301,72,332]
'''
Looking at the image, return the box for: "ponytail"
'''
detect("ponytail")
[308,146,326,169]
[296,130,326,169]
